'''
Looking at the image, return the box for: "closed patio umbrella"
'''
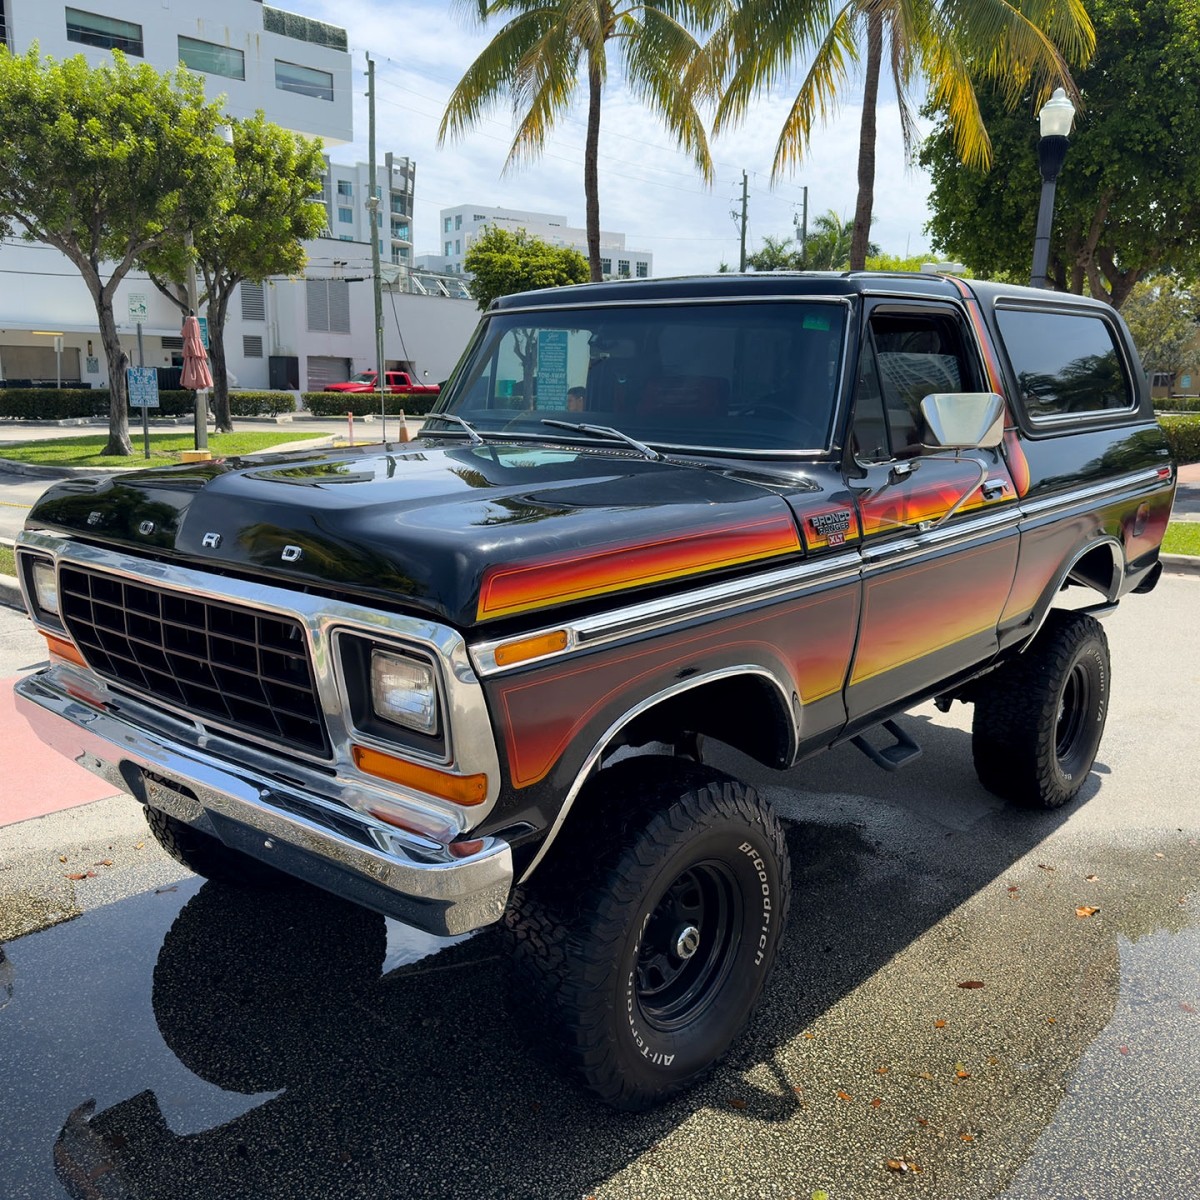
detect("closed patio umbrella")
[180,314,213,390]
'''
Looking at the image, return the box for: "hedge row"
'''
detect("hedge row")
[1154,396,1200,413]
[302,391,440,417]
[0,388,296,420]
[1159,415,1200,464]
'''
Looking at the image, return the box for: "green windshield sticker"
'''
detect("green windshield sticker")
[802,313,832,331]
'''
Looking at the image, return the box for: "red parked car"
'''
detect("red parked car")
[323,371,439,396]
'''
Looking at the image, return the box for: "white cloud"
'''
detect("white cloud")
[291,0,936,274]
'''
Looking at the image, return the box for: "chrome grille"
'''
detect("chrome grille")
[58,566,329,756]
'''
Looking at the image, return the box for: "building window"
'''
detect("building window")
[391,222,410,241]
[337,180,353,197]
[445,241,453,256]
[636,261,648,278]
[306,278,350,333]
[338,207,353,224]
[443,217,452,233]
[66,8,142,55]
[261,5,347,52]
[455,239,461,255]
[275,59,333,101]
[240,281,266,322]
[455,214,462,230]
[178,36,245,80]
[339,234,353,241]
[243,335,264,358]
[618,259,630,278]
[600,258,612,275]
[473,214,486,221]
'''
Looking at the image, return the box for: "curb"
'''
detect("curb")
[1162,553,1200,577]
[0,572,23,611]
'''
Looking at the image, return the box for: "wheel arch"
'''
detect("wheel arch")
[1023,536,1123,647]
[518,666,797,884]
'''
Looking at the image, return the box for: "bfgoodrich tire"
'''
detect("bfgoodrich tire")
[144,806,286,886]
[505,759,791,1110]
[972,610,1110,809]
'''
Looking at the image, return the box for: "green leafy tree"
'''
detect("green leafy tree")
[1121,276,1200,385]
[439,0,721,282]
[711,0,1093,271]
[922,0,1200,308]
[745,211,877,271]
[141,114,326,432]
[463,225,589,310]
[0,48,227,455]
[745,234,802,271]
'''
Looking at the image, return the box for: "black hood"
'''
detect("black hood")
[27,441,806,628]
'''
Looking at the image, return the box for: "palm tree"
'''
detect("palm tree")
[712,0,1094,270]
[439,0,723,282]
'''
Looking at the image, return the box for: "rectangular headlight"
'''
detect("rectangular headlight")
[370,650,438,736]
[31,558,60,618]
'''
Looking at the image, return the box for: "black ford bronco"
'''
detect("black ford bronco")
[15,272,1175,1109]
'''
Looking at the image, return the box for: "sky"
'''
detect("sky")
[289,0,940,277]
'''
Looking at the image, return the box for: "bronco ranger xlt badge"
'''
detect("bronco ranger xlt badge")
[14,271,1174,1111]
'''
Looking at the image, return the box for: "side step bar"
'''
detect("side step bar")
[850,719,922,771]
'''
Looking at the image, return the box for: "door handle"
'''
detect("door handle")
[982,479,1007,501]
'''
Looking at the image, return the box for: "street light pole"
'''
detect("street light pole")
[1030,88,1076,289]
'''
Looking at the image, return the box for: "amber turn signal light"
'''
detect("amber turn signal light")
[352,743,487,806]
[42,632,87,669]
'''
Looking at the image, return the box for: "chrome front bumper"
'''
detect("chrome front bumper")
[14,671,513,936]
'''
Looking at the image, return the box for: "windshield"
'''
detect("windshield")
[435,300,847,453]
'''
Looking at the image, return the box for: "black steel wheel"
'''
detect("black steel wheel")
[505,759,791,1110]
[972,610,1110,809]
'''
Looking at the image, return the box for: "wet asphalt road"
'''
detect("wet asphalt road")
[1,579,1198,1200]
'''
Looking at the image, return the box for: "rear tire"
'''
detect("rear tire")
[144,806,285,886]
[505,759,790,1110]
[972,610,1110,809]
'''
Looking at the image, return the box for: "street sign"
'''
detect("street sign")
[197,316,209,349]
[128,293,149,323]
[127,366,160,408]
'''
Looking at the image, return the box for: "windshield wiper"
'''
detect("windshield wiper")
[540,419,664,462]
[422,412,484,445]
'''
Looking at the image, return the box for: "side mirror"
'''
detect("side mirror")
[919,392,1005,450]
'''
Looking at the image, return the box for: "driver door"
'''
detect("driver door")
[844,301,1019,727]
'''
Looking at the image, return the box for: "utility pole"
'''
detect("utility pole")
[795,185,809,268]
[366,53,387,442]
[738,171,749,272]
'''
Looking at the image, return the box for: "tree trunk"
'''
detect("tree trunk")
[208,284,234,433]
[851,8,883,272]
[96,292,131,456]
[585,62,603,282]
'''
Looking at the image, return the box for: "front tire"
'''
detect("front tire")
[506,760,790,1110]
[972,610,1110,808]
[144,806,285,886]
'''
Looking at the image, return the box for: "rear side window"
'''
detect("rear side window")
[996,308,1134,421]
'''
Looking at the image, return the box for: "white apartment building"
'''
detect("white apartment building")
[0,1,477,398]
[417,205,654,282]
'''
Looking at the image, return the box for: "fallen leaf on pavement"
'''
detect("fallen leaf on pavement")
[954,1063,971,1079]
[837,1091,852,1102]
[1119,1046,1130,1056]
[1155,852,1166,859]
[58,855,67,863]
[728,1098,747,1110]
[64,872,96,880]
[1085,874,1099,882]
[1007,886,1020,894]
[885,1159,921,1173]
[871,1097,883,1108]
[876,1066,889,1074]
[957,980,985,989]
[916,1118,929,1127]
[916,1071,934,1081]
[934,1019,947,1028]
[93,859,113,867]
[804,1032,815,1040]
[1075,906,1100,918]
[1038,863,1055,872]
[960,1133,975,1143]
[1180,1002,1196,1014]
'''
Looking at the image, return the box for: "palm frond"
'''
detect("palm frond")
[712,0,847,133]
[769,9,858,178]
